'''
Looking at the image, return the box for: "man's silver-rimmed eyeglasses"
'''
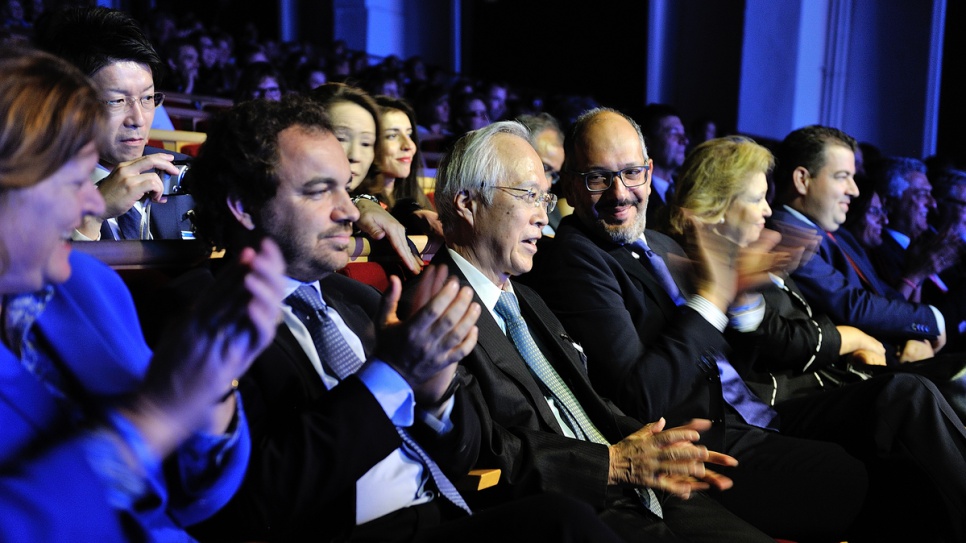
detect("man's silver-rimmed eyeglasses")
[482,184,558,213]
[101,92,165,113]
[571,165,650,193]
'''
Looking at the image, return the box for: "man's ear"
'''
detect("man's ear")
[454,189,476,228]
[792,166,810,197]
[226,195,256,230]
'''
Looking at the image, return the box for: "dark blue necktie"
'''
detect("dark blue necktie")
[286,284,472,514]
[286,285,364,379]
[116,207,145,240]
[629,239,687,306]
[628,239,778,430]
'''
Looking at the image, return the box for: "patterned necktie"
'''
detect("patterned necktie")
[286,284,471,514]
[286,284,364,379]
[396,427,472,515]
[629,239,687,306]
[494,291,664,518]
[116,206,145,240]
[3,289,66,399]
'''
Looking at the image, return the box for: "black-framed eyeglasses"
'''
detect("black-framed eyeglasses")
[570,165,650,193]
[482,184,557,213]
[543,163,560,184]
[101,92,165,112]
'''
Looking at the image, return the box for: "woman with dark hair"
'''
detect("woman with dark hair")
[0,45,284,541]
[367,95,442,238]
[669,135,966,543]
[309,83,423,273]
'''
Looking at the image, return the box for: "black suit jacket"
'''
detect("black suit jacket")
[184,271,480,541]
[404,250,645,512]
[530,216,726,448]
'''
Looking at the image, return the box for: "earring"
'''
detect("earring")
[718,217,725,224]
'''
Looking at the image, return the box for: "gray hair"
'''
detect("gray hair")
[517,112,563,147]
[436,120,531,235]
[873,156,927,199]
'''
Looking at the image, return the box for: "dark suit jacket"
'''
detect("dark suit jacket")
[404,250,645,512]
[868,229,907,288]
[727,275,859,404]
[530,216,726,448]
[770,207,938,345]
[99,147,195,241]
[186,271,480,541]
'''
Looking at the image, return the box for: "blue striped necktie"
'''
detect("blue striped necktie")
[495,291,663,517]
[286,284,472,514]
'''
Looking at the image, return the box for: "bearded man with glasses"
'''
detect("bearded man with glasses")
[36,6,195,241]
[528,109,868,542]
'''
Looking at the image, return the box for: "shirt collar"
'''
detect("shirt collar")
[885,228,911,249]
[446,248,514,316]
[782,205,819,229]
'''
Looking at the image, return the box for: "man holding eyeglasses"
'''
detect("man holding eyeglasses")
[530,109,868,542]
[36,6,195,241]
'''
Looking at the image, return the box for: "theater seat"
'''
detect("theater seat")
[337,261,390,292]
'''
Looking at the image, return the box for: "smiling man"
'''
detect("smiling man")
[769,125,949,357]
[35,6,194,240]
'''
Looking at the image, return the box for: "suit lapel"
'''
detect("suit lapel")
[433,251,567,434]
[271,322,332,390]
[611,245,680,318]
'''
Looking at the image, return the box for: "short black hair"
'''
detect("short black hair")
[639,103,682,138]
[185,94,333,252]
[773,125,857,205]
[34,6,164,82]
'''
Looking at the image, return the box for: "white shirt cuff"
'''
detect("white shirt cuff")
[687,295,728,332]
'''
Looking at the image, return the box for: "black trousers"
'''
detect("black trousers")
[776,372,966,543]
[598,488,774,543]
[711,413,868,543]
[347,493,623,543]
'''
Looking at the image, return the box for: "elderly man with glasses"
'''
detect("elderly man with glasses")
[36,6,195,241]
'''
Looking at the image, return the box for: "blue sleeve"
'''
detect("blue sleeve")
[791,240,939,342]
[167,391,252,527]
[1,437,126,542]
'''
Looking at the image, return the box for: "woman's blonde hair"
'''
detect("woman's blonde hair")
[668,136,773,235]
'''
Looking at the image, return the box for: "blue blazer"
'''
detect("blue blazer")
[0,251,249,541]
[770,207,938,344]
